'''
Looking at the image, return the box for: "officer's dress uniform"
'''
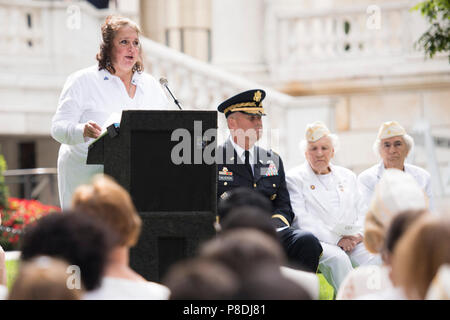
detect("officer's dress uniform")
[216,89,322,272]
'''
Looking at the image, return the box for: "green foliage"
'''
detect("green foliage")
[412,0,450,62]
[0,153,9,210]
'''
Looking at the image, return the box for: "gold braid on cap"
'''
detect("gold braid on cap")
[224,102,264,115]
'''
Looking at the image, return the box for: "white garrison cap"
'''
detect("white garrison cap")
[305,121,330,142]
[426,264,450,300]
[377,121,406,140]
[369,168,428,227]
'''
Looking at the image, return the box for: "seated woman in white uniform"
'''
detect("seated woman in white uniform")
[51,15,168,208]
[358,121,433,211]
[286,121,381,293]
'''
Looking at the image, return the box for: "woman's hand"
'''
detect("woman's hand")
[83,121,102,139]
[347,234,363,244]
[338,237,358,252]
[338,234,363,252]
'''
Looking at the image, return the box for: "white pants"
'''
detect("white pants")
[57,144,103,209]
[318,242,381,292]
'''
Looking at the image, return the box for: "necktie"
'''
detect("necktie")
[244,150,253,177]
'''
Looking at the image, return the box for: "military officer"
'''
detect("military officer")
[216,89,323,273]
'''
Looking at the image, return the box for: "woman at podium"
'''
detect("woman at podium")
[51,15,168,208]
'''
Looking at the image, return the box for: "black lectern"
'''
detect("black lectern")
[87,110,217,281]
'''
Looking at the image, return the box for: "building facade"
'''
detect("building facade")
[0,0,449,207]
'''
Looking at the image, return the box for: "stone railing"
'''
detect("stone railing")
[0,1,46,57]
[264,0,448,81]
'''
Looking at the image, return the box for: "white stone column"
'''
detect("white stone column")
[139,0,167,43]
[211,0,266,79]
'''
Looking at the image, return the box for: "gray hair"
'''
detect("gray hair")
[299,133,340,155]
[372,134,414,158]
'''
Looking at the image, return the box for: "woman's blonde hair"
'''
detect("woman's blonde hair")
[72,174,142,247]
[392,216,450,299]
[364,169,428,254]
[96,15,144,74]
[363,209,386,254]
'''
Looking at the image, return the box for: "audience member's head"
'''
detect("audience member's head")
[199,229,285,278]
[220,206,277,240]
[218,187,273,220]
[364,169,428,254]
[382,209,427,263]
[20,211,115,291]
[8,256,82,300]
[392,216,450,299]
[163,258,239,300]
[72,174,142,248]
[235,264,312,300]
[198,229,310,300]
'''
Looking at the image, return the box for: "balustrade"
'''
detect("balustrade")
[264,1,438,81]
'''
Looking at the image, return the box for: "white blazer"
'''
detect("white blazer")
[286,162,365,245]
[357,162,433,211]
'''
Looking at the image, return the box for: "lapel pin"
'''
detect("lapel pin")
[310,185,315,190]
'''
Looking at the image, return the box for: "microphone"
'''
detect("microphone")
[159,77,182,110]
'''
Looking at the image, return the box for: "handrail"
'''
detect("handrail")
[3,168,58,206]
[3,168,57,176]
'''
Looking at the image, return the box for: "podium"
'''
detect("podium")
[87,110,217,281]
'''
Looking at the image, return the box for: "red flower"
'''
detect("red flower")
[0,198,61,250]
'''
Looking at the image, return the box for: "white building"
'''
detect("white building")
[0,0,449,208]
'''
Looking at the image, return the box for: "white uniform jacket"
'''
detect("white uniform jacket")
[357,162,433,211]
[51,65,168,208]
[286,162,365,246]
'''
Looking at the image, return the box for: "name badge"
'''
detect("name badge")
[332,224,360,236]
[219,175,233,182]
